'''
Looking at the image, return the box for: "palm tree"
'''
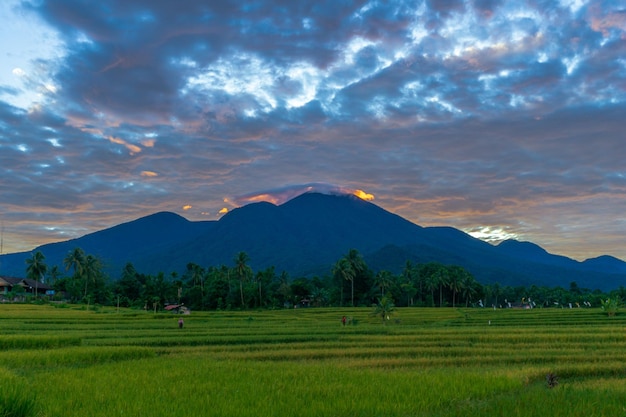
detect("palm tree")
[25,251,47,297]
[186,263,205,308]
[402,261,417,305]
[64,247,86,278]
[461,272,478,307]
[436,266,449,307]
[371,295,395,325]
[447,266,464,308]
[234,252,251,308]
[345,249,365,306]
[374,270,394,298]
[83,254,102,299]
[333,258,355,306]
[256,266,275,307]
[424,271,438,307]
[48,265,62,285]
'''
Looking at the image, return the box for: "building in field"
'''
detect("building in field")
[0,276,53,299]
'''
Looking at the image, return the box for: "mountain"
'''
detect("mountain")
[1,192,625,291]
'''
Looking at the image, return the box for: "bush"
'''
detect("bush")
[601,297,620,317]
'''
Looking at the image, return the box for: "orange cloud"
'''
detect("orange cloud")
[240,193,281,205]
[353,189,375,201]
[140,171,158,177]
[182,205,192,210]
[141,139,156,147]
[108,136,141,154]
[219,207,229,214]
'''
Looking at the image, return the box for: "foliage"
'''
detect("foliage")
[13,245,619,314]
[600,297,620,316]
[371,295,395,324]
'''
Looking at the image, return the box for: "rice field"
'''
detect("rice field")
[1,304,626,416]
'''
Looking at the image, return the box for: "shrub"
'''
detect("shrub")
[600,298,620,317]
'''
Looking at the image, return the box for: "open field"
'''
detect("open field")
[1,304,626,416]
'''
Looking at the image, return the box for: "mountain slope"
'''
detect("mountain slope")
[1,192,625,291]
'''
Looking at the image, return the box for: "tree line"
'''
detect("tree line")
[22,247,624,311]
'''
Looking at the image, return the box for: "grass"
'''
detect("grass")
[2,304,626,416]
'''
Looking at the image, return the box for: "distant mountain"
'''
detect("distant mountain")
[1,192,625,291]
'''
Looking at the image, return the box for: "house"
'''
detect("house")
[0,276,53,298]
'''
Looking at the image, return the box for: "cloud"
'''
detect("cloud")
[0,0,625,263]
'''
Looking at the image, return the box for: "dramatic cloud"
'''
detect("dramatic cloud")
[0,0,625,263]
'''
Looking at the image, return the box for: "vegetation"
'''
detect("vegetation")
[7,246,626,313]
[600,297,621,317]
[1,304,626,417]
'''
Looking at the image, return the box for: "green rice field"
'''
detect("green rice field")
[1,304,626,416]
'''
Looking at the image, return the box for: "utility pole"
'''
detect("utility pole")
[0,220,4,275]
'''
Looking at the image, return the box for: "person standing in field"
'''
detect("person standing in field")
[178,318,184,329]
[342,316,346,326]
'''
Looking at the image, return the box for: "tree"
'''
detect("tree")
[402,261,418,306]
[421,263,440,307]
[25,251,47,297]
[233,252,252,308]
[82,254,102,299]
[114,262,143,306]
[460,272,479,307]
[340,249,366,307]
[64,247,86,278]
[185,263,206,309]
[437,266,449,307]
[333,258,354,307]
[374,270,394,298]
[47,265,62,285]
[601,297,620,317]
[371,295,395,325]
[255,266,275,308]
[447,265,465,308]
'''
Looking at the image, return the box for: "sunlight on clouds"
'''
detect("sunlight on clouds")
[343,37,377,65]
[353,190,374,201]
[466,226,519,243]
[186,53,278,113]
[108,136,142,154]
[46,138,62,147]
[182,205,192,210]
[559,0,587,14]
[140,171,158,177]
[218,208,229,214]
[239,194,281,205]
[285,63,320,108]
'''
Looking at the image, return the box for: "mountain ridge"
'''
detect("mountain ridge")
[1,192,624,291]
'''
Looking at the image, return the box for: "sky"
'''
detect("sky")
[0,0,625,262]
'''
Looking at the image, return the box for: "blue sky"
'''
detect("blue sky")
[0,0,625,262]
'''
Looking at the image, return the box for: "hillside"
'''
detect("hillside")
[1,192,625,291]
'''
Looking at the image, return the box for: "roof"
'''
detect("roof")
[0,276,52,290]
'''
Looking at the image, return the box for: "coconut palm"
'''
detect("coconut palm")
[402,260,418,305]
[374,270,394,298]
[234,252,252,308]
[371,295,395,325]
[333,258,355,306]
[25,251,47,297]
[63,247,86,279]
[447,265,464,308]
[345,249,365,306]
[461,271,478,307]
[82,254,102,299]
